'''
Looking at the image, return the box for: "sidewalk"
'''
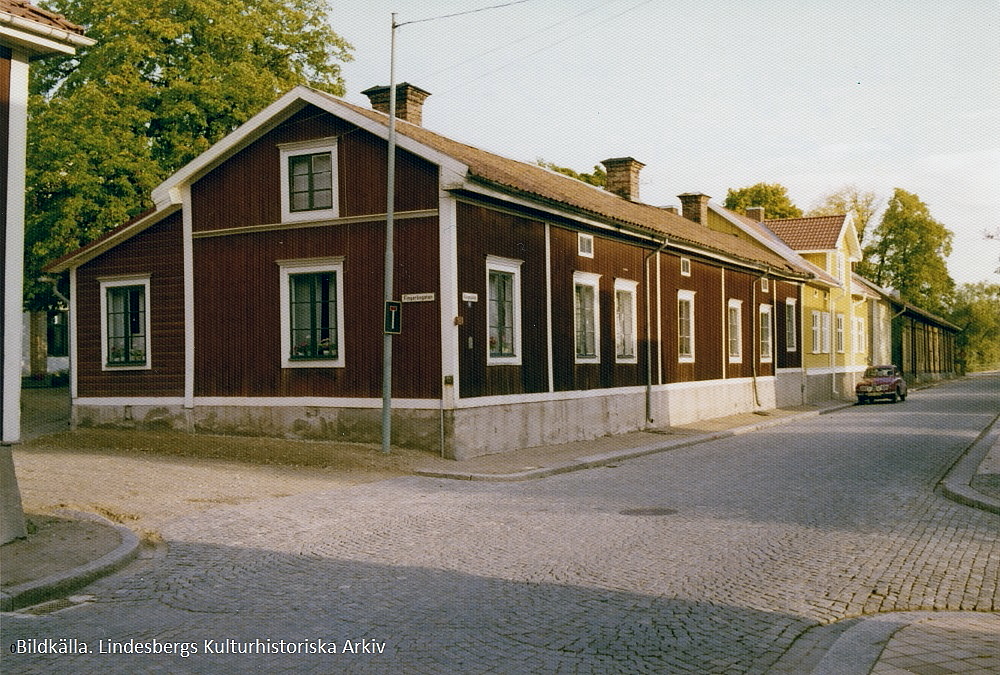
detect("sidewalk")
[3,388,999,673]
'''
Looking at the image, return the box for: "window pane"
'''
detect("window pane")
[289,272,338,359]
[616,289,634,358]
[312,188,333,210]
[488,270,514,357]
[575,284,596,357]
[288,152,334,212]
[728,306,741,357]
[106,285,146,365]
[678,298,692,358]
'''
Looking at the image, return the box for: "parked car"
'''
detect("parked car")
[856,365,907,404]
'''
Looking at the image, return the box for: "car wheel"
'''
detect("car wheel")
[899,391,907,401]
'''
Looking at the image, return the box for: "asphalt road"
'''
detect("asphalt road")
[4,376,998,674]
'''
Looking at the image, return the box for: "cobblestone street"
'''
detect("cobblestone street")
[3,376,998,673]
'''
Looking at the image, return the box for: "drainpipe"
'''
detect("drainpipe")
[644,238,669,424]
[828,290,837,398]
[750,274,760,408]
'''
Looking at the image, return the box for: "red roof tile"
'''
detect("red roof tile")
[322,92,812,277]
[0,0,86,34]
[762,214,846,251]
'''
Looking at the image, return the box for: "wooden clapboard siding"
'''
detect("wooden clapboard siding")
[774,280,802,369]
[75,212,185,397]
[190,104,438,234]
[192,215,441,399]
[455,201,548,399]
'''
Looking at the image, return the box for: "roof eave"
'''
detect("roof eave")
[44,204,181,272]
[460,176,813,281]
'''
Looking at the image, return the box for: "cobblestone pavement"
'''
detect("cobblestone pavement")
[3,376,998,674]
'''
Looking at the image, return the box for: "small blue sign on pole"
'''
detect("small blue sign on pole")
[384,301,402,334]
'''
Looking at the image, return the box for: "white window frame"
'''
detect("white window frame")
[99,275,152,371]
[854,316,866,354]
[761,277,769,293]
[614,278,638,363]
[677,290,695,363]
[785,298,798,352]
[835,312,846,353]
[279,138,339,223]
[573,271,601,363]
[811,310,822,354]
[728,298,743,363]
[821,311,832,354]
[680,257,691,277]
[759,304,773,363]
[577,232,594,258]
[486,255,523,366]
[279,257,345,369]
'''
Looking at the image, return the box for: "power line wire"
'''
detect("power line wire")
[433,0,657,96]
[415,2,613,83]
[397,0,534,28]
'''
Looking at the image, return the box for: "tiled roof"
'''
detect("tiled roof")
[718,206,840,286]
[762,214,846,251]
[320,92,811,277]
[48,87,816,279]
[0,0,87,34]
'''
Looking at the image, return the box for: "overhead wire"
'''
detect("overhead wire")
[423,0,658,96]
[413,2,612,83]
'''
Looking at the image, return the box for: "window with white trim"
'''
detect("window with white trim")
[854,316,866,354]
[279,258,345,368]
[680,257,691,276]
[486,256,522,365]
[761,277,769,293]
[759,304,773,363]
[677,290,695,363]
[728,299,743,363]
[811,310,832,354]
[280,138,339,223]
[835,313,846,353]
[100,276,151,370]
[785,298,798,352]
[574,271,601,362]
[578,232,594,258]
[811,310,822,354]
[614,279,638,362]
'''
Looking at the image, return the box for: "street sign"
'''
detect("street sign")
[384,301,402,334]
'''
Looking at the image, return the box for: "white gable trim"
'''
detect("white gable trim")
[152,86,470,209]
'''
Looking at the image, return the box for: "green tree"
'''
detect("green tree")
[862,188,954,314]
[536,159,606,187]
[807,186,882,245]
[950,282,1000,372]
[25,0,353,308]
[723,182,803,219]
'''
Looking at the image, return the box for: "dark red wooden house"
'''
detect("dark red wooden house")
[48,84,817,458]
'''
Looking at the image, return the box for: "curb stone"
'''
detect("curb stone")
[416,404,852,482]
[939,410,1000,515]
[1,510,140,612]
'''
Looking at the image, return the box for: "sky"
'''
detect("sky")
[328,0,1000,286]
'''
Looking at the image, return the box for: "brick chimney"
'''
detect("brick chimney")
[361,83,431,126]
[678,193,711,225]
[601,157,645,201]
[745,206,765,221]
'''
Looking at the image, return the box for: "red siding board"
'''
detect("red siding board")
[456,202,549,399]
[193,216,441,399]
[191,105,438,234]
[75,212,185,397]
